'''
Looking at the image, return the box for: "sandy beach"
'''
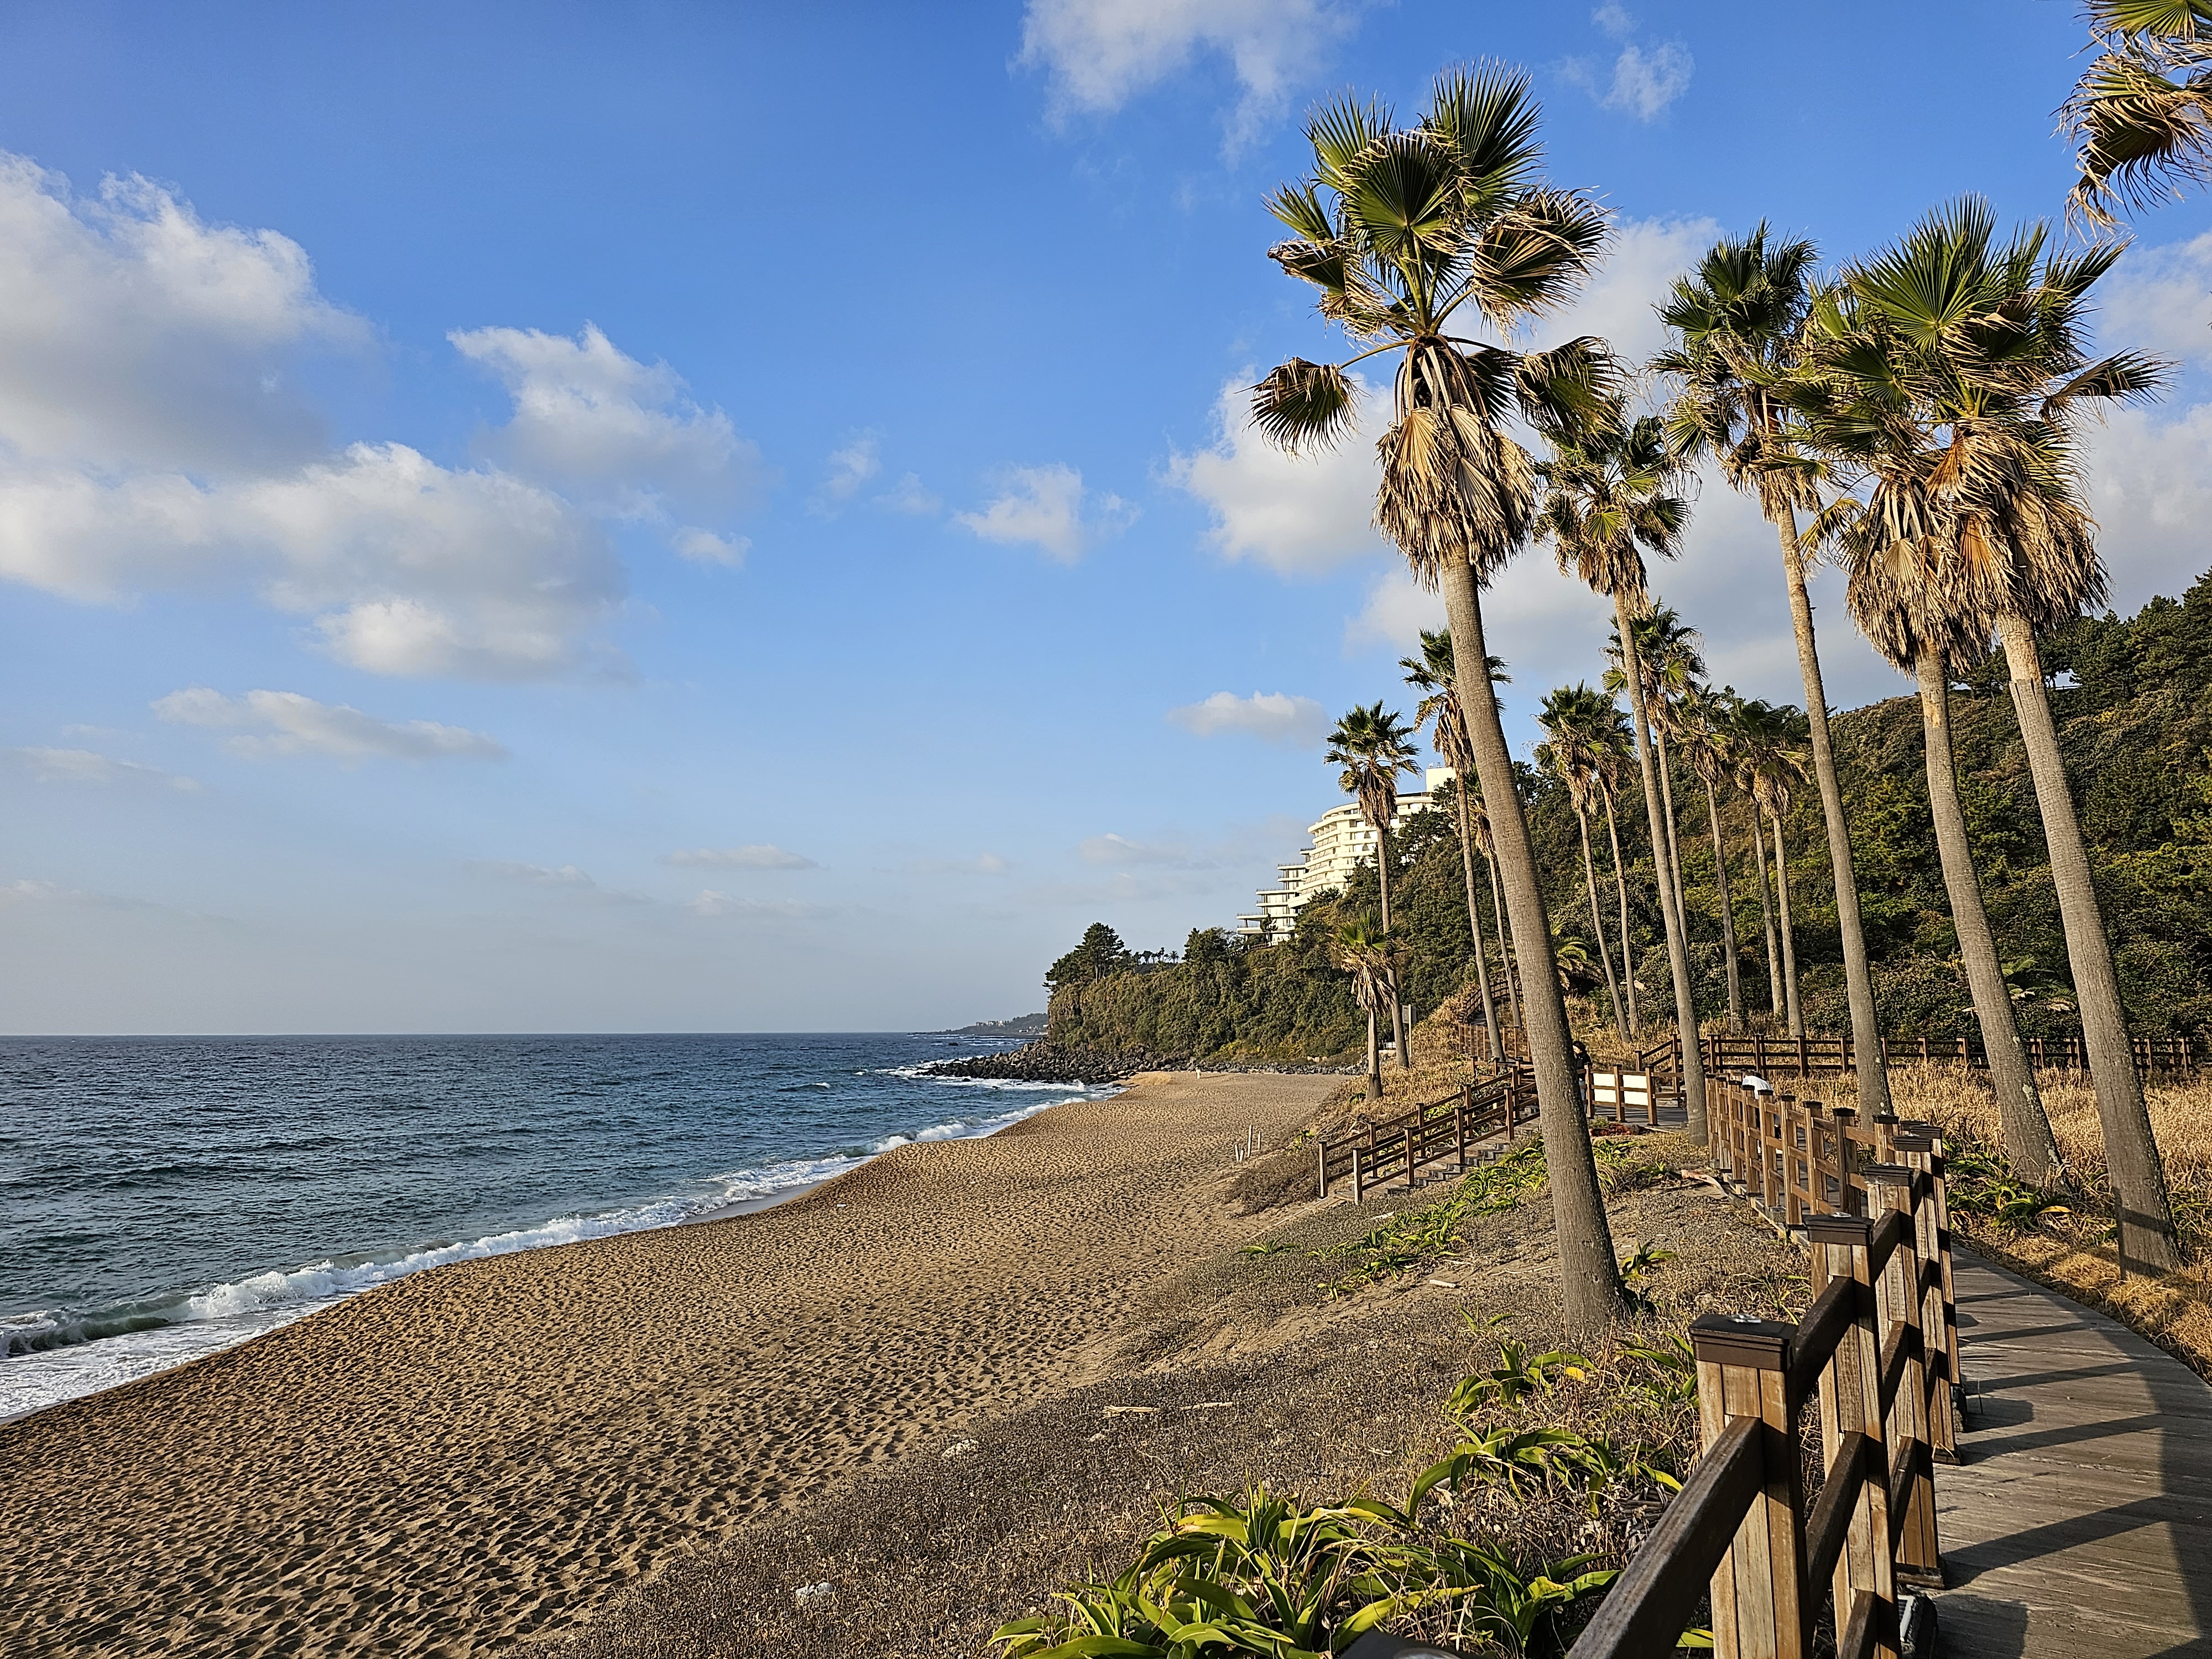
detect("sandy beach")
[0,1073,1335,1658]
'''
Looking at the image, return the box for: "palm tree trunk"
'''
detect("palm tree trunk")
[1653,726,1688,936]
[1443,559,1624,1331]
[1752,810,1783,1020]
[1600,790,1639,1038]
[1776,510,1891,1112]
[1771,810,1804,1039]
[1455,788,1504,1067]
[1486,851,1522,1046]
[1365,1004,1381,1100]
[1916,649,2065,1186]
[1705,778,1745,1032]
[1579,810,1629,1042]
[1996,613,2178,1270]
[1377,826,1410,1070]
[1614,596,1709,1140]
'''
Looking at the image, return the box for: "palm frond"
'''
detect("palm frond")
[1252,359,1361,453]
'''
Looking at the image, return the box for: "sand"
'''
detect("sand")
[0,1073,1334,1658]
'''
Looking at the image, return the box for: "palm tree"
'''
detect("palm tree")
[1804,197,2177,1266]
[2063,0,2212,226]
[1678,683,1747,1032]
[1537,685,1630,1042]
[1833,500,2068,1185]
[1590,700,1641,1040]
[1534,414,1710,1135]
[1604,606,1703,936]
[1326,703,1421,1070]
[1732,700,1809,1037]
[1333,915,1401,1100]
[1465,778,1525,1046]
[1655,226,1893,1117]
[1254,64,1626,1326]
[1405,630,1510,1066]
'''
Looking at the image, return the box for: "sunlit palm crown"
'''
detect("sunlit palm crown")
[1728,698,1810,817]
[1535,414,1689,609]
[1603,607,1703,742]
[1253,64,1614,587]
[1400,628,1509,777]
[1793,197,2168,659]
[1535,683,1630,815]
[1331,914,1404,1009]
[1675,684,1740,790]
[1652,222,1824,525]
[1326,701,1421,832]
[2064,0,2212,225]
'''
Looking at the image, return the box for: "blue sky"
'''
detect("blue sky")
[3,1,2209,1034]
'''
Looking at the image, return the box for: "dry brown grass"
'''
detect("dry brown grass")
[1888,1062,2212,1378]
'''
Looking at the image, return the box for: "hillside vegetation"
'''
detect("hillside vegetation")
[1045,570,2212,1064]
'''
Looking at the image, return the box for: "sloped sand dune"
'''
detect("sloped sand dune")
[0,1073,1333,1658]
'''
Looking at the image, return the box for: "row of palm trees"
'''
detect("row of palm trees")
[1251,24,2199,1323]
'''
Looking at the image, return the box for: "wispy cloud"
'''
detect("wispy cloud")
[1166,691,1327,746]
[1562,5,1693,122]
[957,463,1134,563]
[153,687,507,761]
[9,745,202,791]
[467,860,596,887]
[661,843,819,870]
[811,430,881,515]
[687,889,825,919]
[1078,832,1209,868]
[1168,374,1383,575]
[877,471,943,516]
[1018,0,1365,155]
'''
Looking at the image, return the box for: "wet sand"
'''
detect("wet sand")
[0,1072,1334,1658]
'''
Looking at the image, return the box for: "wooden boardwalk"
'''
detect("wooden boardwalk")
[1940,1252,2212,1657]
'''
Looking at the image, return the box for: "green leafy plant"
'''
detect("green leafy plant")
[1617,1240,1679,1288]
[1619,1335,1699,1407]
[1444,1340,1591,1415]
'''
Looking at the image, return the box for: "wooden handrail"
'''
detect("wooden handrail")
[1566,1102,1957,1659]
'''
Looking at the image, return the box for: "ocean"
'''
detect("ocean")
[0,1031,1099,1421]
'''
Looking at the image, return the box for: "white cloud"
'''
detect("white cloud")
[661,843,818,870]
[153,687,508,761]
[9,746,201,791]
[1166,690,1327,745]
[1018,0,1362,153]
[878,471,943,516]
[468,860,596,887]
[1079,832,1206,867]
[687,889,821,919]
[957,463,1134,562]
[0,153,362,477]
[450,323,761,524]
[1170,374,1383,575]
[0,156,639,681]
[2081,403,2212,608]
[672,526,748,567]
[812,431,881,514]
[1543,216,1724,375]
[1563,8,1693,123]
[2099,231,2212,369]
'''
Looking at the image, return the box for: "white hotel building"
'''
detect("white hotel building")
[1237,768,1457,942]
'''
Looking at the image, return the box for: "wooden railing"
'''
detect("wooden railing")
[1674,1029,2199,1079]
[1567,1086,1957,1659]
[1315,1070,1539,1201]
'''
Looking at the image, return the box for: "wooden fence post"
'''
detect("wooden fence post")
[1317,1142,1327,1200]
[1895,1128,1959,1463]
[1351,1145,1365,1203]
[1690,1316,1810,1659]
[1806,1215,1901,1659]
[1866,1165,1943,1589]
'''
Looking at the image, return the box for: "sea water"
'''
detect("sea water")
[0,1031,1102,1421]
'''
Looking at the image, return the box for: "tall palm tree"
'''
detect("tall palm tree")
[1833,505,2069,1185]
[1678,683,1747,1032]
[1534,414,1710,1135]
[1405,630,1510,1066]
[1655,226,1893,1117]
[1254,65,1626,1326]
[2063,0,2212,226]
[1537,684,1630,1042]
[1326,702,1421,1070]
[1605,606,1703,933]
[1804,197,2177,1265]
[1333,915,1401,1100]
[1733,699,1809,1037]
[1465,778,1525,1045]
[1591,701,1641,1040]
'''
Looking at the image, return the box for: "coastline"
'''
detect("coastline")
[0,1071,1337,1658]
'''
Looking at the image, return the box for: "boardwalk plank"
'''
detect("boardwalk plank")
[1937,1252,2212,1659]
